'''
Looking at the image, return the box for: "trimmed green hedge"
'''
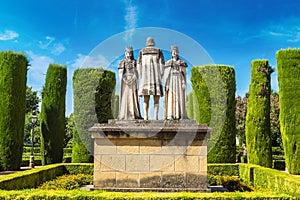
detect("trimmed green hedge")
[40,64,67,165]
[0,163,93,190]
[245,60,273,168]
[0,164,64,190]
[276,48,300,175]
[191,65,236,163]
[0,51,28,170]
[95,70,115,123]
[72,68,116,163]
[0,190,293,199]
[186,92,194,119]
[186,91,199,120]
[208,164,239,176]
[239,163,300,196]
[0,163,298,198]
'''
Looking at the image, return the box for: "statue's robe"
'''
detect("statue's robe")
[164,59,187,120]
[118,59,142,120]
[137,47,164,96]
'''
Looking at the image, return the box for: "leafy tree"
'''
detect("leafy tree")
[64,114,75,148]
[26,86,40,113]
[24,86,41,145]
[270,91,281,147]
[235,91,281,148]
[24,112,41,146]
[235,94,248,144]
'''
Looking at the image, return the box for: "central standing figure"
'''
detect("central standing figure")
[138,37,165,120]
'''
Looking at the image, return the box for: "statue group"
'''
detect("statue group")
[118,37,187,120]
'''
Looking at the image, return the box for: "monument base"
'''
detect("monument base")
[89,119,211,192]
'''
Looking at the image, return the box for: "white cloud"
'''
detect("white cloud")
[287,31,300,43]
[0,30,19,41]
[51,43,66,55]
[269,31,290,37]
[123,0,138,42]
[39,36,55,49]
[71,54,110,69]
[38,36,66,55]
[266,19,300,43]
[26,51,54,89]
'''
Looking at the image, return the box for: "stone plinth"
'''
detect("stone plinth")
[89,119,211,192]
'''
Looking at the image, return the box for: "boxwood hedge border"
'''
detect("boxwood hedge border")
[0,163,298,199]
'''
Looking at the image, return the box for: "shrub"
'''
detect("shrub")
[63,163,93,175]
[40,64,67,165]
[191,65,236,163]
[0,51,28,170]
[208,163,239,176]
[273,160,285,170]
[245,60,273,168]
[208,174,256,192]
[72,68,116,163]
[276,48,300,175]
[39,174,93,190]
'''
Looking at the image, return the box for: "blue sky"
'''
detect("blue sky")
[1,0,300,116]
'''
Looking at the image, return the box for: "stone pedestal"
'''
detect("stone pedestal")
[89,119,211,192]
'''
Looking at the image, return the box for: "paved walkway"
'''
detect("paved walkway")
[0,166,41,176]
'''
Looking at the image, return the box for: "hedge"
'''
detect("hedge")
[276,48,300,175]
[208,163,239,176]
[0,190,293,199]
[0,51,28,170]
[186,92,194,119]
[239,164,300,196]
[95,70,115,123]
[0,163,93,190]
[40,64,67,165]
[72,68,115,163]
[0,163,297,198]
[245,60,273,168]
[191,65,236,163]
[186,91,199,120]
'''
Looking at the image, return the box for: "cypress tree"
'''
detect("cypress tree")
[276,49,300,174]
[72,68,115,163]
[0,51,28,170]
[40,64,67,165]
[191,65,236,163]
[245,60,273,168]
